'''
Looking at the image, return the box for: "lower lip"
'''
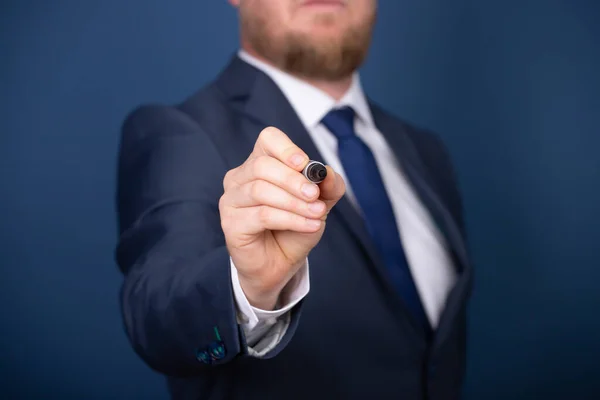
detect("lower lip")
[302,1,345,9]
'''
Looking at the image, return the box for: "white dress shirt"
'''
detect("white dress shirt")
[230,50,457,356]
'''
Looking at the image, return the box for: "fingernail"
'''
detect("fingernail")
[290,154,305,167]
[301,183,318,198]
[308,202,325,213]
[306,219,322,229]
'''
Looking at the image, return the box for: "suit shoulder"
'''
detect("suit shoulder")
[126,82,231,135]
[121,103,204,139]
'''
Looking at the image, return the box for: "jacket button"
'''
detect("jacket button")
[208,341,226,360]
[196,349,211,364]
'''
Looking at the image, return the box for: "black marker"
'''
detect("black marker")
[302,160,327,184]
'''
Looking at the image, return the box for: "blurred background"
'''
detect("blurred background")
[1,0,599,399]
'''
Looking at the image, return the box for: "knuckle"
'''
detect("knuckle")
[283,144,300,158]
[220,218,229,234]
[223,168,236,190]
[252,155,270,177]
[257,127,275,146]
[291,171,304,189]
[251,157,263,175]
[259,126,279,141]
[292,213,307,228]
[285,195,298,212]
[220,212,231,233]
[218,193,227,210]
[249,180,264,201]
[219,201,232,229]
[257,205,271,226]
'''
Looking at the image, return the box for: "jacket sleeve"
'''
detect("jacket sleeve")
[114,104,304,377]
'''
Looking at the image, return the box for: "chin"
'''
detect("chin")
[294,22,347,38]
[296,8,347,25]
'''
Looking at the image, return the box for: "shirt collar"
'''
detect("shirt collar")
[238,49,374,130]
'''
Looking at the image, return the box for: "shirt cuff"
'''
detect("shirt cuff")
[246,312,291,357]
[230,257,310,331]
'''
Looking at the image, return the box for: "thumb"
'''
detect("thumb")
[318,166,346,214]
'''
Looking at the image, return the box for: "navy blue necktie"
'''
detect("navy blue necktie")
[321,106,431,334]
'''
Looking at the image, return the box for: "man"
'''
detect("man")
[115,0,472,399]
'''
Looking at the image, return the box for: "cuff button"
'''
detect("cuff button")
[208,341,226,360]
[196,349,211,364]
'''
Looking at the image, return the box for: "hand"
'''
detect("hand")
[219,127,346,310]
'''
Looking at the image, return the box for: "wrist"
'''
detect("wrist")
[249,294,279,311]
[237,277,282,311]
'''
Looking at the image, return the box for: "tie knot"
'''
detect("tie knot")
[321,106,356,140]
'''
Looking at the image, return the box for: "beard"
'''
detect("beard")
[240,9,375,80]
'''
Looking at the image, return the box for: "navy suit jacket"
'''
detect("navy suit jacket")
[116,55,473,400]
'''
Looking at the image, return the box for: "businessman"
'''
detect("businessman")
[115,0,472,399]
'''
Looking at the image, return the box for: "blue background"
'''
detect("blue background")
[1,0,599,399]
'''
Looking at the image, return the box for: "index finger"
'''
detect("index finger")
[252,126,309,171]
